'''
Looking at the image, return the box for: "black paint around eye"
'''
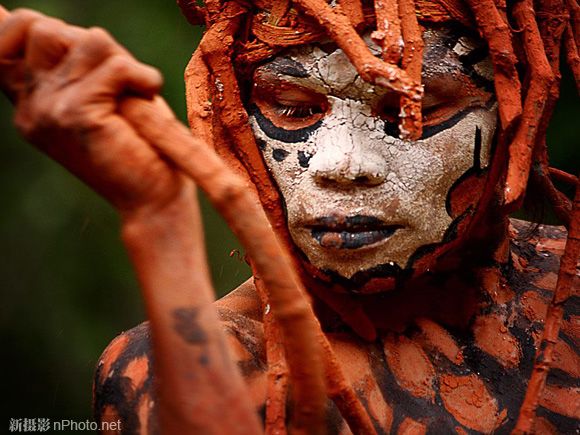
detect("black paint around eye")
[298,151,312,168]
[256,138,267,150]
[269,57,309,78]
[273,148,290,162]
[420,106,481,140]
[249,104,322,144]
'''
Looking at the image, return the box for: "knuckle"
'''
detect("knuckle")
[87,26,116,45]
[28,16,63,36]
[28,18,52,38]
[49,98,77,126]
[107,55,133,75]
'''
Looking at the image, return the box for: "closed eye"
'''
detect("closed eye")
[274,103,324,119]
[251,86,328,129]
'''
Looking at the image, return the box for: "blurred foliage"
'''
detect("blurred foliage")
[0,0,578,429]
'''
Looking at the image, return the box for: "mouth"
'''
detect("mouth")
[306,215,403,249]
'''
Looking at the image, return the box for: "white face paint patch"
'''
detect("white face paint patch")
[249,29,497,280]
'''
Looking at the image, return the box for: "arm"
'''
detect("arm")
[0,8,260,433]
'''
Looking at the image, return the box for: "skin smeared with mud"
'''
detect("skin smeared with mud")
[250,29,497,278]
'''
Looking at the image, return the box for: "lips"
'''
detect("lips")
[306,215,402,249]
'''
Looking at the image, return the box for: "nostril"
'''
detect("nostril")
[354,175,370,184]
[353,174,384,186]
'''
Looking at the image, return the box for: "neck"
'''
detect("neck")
[308,215,512,339]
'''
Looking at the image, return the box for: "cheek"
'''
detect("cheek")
[419,109,496,184]
[250,119,314,199]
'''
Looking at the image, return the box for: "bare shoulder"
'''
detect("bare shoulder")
[93,279,267,434]
[93,322,157,434]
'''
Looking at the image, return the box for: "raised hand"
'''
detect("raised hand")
[0,7,188,214]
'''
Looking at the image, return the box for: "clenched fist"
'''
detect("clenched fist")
[0,7,190,215]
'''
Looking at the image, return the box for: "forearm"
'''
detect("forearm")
[120,186,261,434]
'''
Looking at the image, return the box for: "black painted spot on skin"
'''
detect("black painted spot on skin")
[256,138,267,151]
[172,307,208,345]
[273,148,289,162]
[249,104,322,143]
[298,150,312,168]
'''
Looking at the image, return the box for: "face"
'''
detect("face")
[249,28,497,280]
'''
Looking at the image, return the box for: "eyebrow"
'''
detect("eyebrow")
[267,57,310,78]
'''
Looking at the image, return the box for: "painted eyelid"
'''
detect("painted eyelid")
[254,72,329,95]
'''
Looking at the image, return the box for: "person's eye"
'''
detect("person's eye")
[252,87,328,129]
[273,102,324,119]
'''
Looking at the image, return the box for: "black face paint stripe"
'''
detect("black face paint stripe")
[474,126,482,170]
[421,105,485,140]
[249,104,322,144]
[268,57,309,78]
[384,103,493,141]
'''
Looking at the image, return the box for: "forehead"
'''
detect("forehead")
[254,27,493,96]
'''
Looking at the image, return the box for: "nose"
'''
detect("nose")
[308,124,387,187]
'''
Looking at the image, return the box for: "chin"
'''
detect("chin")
[298,246,407,294]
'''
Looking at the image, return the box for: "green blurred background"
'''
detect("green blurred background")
[0,0,577,431]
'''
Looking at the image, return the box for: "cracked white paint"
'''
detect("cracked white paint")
[250,29,498,279]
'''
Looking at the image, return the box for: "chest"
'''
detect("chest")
[325,327,533,435]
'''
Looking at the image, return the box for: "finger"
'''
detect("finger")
[54,26,129,85]
[0,9,43,59]
[0,6,9,22]
[78,54,163,99]
[25,18,82,71]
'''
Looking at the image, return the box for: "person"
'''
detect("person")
[0,0,578,433]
